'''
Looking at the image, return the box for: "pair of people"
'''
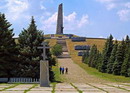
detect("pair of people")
[59,67,68,74]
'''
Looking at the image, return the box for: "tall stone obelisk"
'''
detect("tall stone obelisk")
[56,3,64,34]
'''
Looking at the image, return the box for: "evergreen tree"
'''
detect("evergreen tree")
[46,48,56,81]
[92,49,100,68]
[0,13,18,79]
[127,68,130,77]
[121,49,130,76]
[95,50,102,70]
[88,45,98,67]
[121,39,125,58]
[113,43,124,75]
[100,35,113,73]
[82,51,89,63]
[121,35,130,76]
[85,44,102,70]
[97,53,103,71]
[107,40,118,74]
[18,17,43,78]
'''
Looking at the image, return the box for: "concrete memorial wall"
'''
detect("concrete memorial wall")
[75,45,90,50]
[71,37,86,42]
[78,51,89,56]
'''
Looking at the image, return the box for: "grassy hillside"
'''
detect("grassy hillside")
[66,38,130,83]
[45,39,57,47]
[66,38,106,63]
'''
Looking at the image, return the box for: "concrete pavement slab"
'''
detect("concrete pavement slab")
[1,91,24,93]
[28,91,51,93]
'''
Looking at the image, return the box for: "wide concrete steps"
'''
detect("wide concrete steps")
[58,52,71,58]
[58,54,71,58]
[62,46,68,52]
[57,39,68,52]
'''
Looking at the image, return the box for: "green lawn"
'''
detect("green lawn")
[78,62,130,83]
[52,61,64,83]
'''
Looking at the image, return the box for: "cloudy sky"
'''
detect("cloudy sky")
[0,0,130,39]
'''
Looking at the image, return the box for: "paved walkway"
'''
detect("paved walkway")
[58,52,108,83]
[1,83,130,93]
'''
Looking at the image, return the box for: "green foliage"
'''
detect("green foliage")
[121,35,130,76]
[79,62,130,83]
[82,51,89,63]
[127,68,130,77]
[83,45,102,71]
[88,45,98,67]
[0,13,19,78]
[112,43,124,75]
[18,17,43,78]
[107,40,118,74]
[96,52,102,70]
[100,34,113,73]
[121,51,130,76]
[51,44,62,56]
[83,35,130,78]
[46,49,56,81]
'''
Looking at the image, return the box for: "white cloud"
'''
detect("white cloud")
[125,2,130,8]
[7,0,28,13]
[42,12,58,31]
[42,12,90,34]
[117,9,130,21]
[96,0,130,21]
[0,0,29,21]
[40,5,46,10]
[106,3,116,10]
[96,0,116,10]
[64,12,76,21]
[78,15,89,27]
[99,36,106,38]
[96,0,115,3]
[40,1,46,10]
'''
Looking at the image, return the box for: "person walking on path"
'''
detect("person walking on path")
[62,67,64,74]
[65,67,68,74]
[59,67,62,74]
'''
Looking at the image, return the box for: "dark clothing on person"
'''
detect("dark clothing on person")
[62,67,64,74]
[60,67,68,74]
[65,68,68,74]
[59,67,62,74]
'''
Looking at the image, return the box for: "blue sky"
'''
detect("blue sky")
[0,0,130,39]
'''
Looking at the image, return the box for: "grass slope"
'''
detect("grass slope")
[52,60,65,83]
[66,39,106,63]
[45,39,57,47]
[66,38,130,83]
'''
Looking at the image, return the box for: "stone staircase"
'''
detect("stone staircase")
[58,52,71,58]
[57,39,71,58]
[57,39,68,52]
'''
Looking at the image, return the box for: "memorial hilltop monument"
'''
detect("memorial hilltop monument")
[56,3,64,34]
